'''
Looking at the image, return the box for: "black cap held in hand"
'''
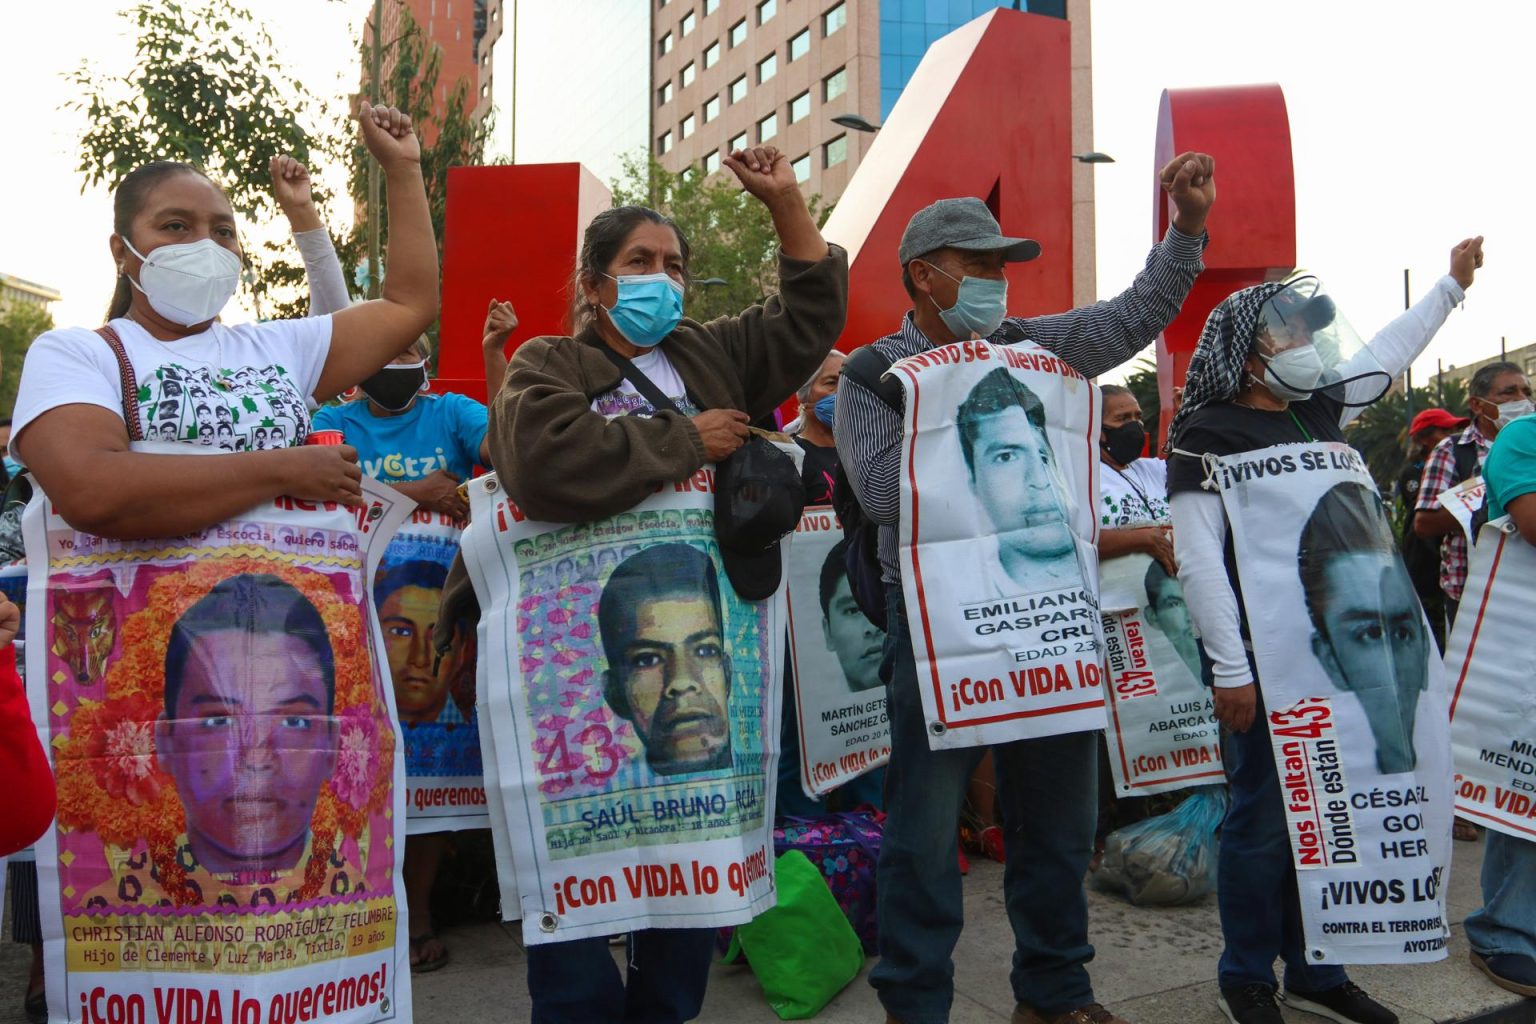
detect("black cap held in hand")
[714,436,806,601]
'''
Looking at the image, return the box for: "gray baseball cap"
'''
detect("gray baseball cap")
[897,197,1041,266]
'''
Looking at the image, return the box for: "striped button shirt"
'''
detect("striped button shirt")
[832,226,1207,584]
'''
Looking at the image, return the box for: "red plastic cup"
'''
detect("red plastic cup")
[306,430,346,447]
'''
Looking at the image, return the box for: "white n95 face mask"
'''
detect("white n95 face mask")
[1493,398,1535,427]
[1261,345,1325,402]
[122,237,243,326]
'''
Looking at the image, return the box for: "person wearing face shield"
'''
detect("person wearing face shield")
[834,152,1215,1024]
[1165,238,1483,1024]
[487,145,845,1024]
[1412,361,1534,630]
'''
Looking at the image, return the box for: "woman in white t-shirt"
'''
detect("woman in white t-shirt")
[11,102,438,539]
[1097,383,1176,571]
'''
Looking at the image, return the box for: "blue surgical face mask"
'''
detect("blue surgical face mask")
[814,393,836,427]
[602,272,685,348]
[929,264,1008,339]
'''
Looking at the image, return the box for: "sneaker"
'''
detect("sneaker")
[1281,982,1398,1024]
[1012,1001,1130,1024]
[1470,951,1536,998]
[1218,984,1283,1024]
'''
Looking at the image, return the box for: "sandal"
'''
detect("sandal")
[409,932,450,973]
[1453,818,1481,842]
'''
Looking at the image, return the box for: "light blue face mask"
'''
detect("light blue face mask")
[603,272,685,348]
[814,393,836,426]
[929,264,1008,339]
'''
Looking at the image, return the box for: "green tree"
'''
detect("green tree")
[68,0,323,316]
[1121,358,1160,442]
[1343,379,1469,497]
[609,152,828,323]
[0,303,55,419]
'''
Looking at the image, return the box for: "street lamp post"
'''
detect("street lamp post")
[831,113,880,133]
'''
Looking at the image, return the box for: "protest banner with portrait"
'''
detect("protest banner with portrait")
[1443,517,1536,841]
[1098,553,1222,796]
[892,340,1105,751]
[785,505,889,798]
[24,478,415,1024]
[463,469,782,946]
[375,511,487,833]
[1434,476,1486,546]
[1212,441,1453,964]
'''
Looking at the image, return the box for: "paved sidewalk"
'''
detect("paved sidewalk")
[2,849,1529,1023]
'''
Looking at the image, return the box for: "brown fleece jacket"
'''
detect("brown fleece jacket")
[434,244,848,652]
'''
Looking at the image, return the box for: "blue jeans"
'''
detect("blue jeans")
[1217,682,1347,993]
[1465,828,1536,961]
[525,928,715,1024]
[872,587,1098,1024]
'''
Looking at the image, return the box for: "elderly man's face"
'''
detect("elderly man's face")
[1312,552,1427,773]
[157,630,337,874]
[613,595,730,774]
[968,407,1073,559]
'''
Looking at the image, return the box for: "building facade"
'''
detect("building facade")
[362,0,501,139]
[0,273,61,311]
[653,0,1097,304]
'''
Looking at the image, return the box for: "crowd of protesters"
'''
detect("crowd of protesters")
[0,94,1531,1024]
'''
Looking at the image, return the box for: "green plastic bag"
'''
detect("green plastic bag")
[725,850,864,1019]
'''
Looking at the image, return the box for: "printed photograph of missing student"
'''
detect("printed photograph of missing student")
[957,367,1082,597]
[820,539,885,693]
[1299,481,1429,774]
[599,543,733,775]
[374,559,480,777]
[1142,560,1207,685]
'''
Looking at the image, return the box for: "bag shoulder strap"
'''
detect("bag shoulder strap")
[841,345,903,413]
[598,345,684,416]
[95,325,143,442]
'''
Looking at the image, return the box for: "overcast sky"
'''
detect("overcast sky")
[3,0,1530,389]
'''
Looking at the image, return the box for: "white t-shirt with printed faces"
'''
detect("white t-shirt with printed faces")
[13,316,332,458]
[1098,456,1170,528]
[589,347,699,419]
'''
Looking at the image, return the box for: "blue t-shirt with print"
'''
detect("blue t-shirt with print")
[313,392,488,482]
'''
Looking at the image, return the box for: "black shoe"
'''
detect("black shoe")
[1282,982,1398,1024]
[1218,984,1283,1024]
[1471,951,1536,998]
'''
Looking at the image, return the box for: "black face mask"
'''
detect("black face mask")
[1102,420,1146,466]
[361,362,427,412]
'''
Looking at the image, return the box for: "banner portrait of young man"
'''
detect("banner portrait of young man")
[892,340,1105,750]
[784,506,890,797]
[463,470,782,946]
[1212,441,1453,964]
[375,511,487,833]
[1098,553,1222,795]
[23,478,414,1024]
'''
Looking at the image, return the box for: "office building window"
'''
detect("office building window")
[681,10,695,35]
[789,28,809,61]
[704,41,720,68]
[681,61,696,87]
[824,133,847,167]
[729,18,747,46]
[758,52,777,83]
[657,80,674,106]
[792,154,810,183]
[704,94,721,122]
[680,113,696,138]
[789,91,810,123]
[704,150,722,174]
[823,66,847,101]
[823,2,845,35]
[658,131,673,155]
[729,75,748,103]
[704,0,719,12]
[730,131,749,152]
[658,32,672,56]
[758,0,776,25]
[758,111,778,142]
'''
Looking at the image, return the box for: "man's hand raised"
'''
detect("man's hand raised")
[1160,151,1216,237]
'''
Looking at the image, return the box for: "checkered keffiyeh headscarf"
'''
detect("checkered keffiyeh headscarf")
[1164,281,1288,454]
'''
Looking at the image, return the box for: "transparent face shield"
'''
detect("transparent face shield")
[1253,275,1389,406]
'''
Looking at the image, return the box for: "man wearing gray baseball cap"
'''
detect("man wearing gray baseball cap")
[834,152,1216,1024]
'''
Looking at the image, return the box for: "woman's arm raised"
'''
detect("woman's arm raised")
[316,103,440,399]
